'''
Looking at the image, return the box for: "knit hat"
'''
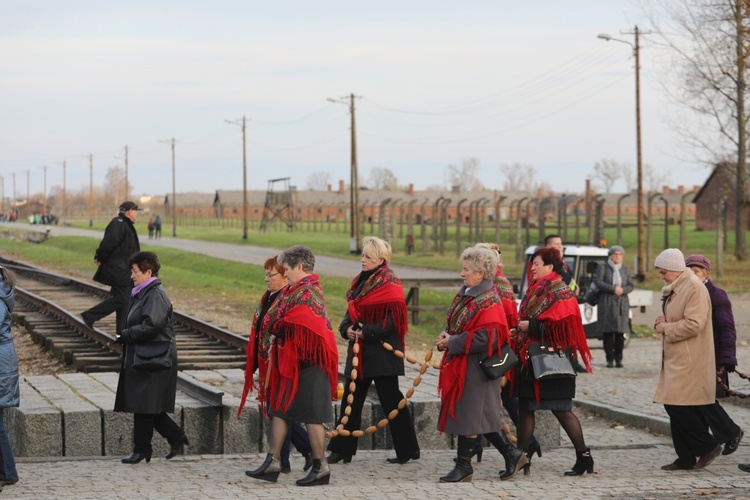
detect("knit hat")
[685,254,711,272]
[654,248,686,272]
[608,245,625,256]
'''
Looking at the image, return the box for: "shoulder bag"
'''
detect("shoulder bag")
[132,340,173,372]
[527,329,576,380]
[479,343,519,380]
[583,282,601,306]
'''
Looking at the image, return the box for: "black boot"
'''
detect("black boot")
[296,458,330,486]
[439,436,474,483]
[485,432,527,481]
[454,436,482,463]
[564,448,594,476]
[246,453,282,482]
[165,434,189,459]
[121,451,151,464]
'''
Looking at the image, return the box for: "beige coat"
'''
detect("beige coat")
[653,270,715,406]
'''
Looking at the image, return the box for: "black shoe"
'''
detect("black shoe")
[723,430,744,455]
[527,440,542,459]
[165,434,189,459]
[615,361,624,368]
[440,436,474,483]
[296,459,330,486]
[121,451,151,464]
[0,477,18,486]
[606,360,614,368]
[739,463,750,473]
[564,448,594,476]
[281,463,291,474]
[326,452,352,464]
[387,451,420,464]
[81,312,94,329]
[246,453,281,482]
[303,453,313,472]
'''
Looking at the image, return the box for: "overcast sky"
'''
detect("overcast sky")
[0,1,709,200]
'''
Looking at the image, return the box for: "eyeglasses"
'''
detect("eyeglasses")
[264,272,280,279]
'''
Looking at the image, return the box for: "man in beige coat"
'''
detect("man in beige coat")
[653,248,721,471]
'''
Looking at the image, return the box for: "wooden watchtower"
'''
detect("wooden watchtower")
[260,177,295,232]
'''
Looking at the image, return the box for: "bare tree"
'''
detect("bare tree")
[104,166,127,208]
[592,159,623,193]
[305,171,331,191]
[369,167,399,190]
[447,157,480,191]
[622,163,635,192]
[500,162,538,192]
[643,163,670,192]
[642,0,750,258]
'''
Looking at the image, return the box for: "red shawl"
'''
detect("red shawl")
[437,285,509,432]
[237,287,286,417]
[493,268,519,329]
[518,271,592,400]
[346,265,407,379]
[267,274,339,414]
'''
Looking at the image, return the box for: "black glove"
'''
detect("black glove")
[724,364,736,373]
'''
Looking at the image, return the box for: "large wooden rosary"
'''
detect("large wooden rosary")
[325,341,433,438]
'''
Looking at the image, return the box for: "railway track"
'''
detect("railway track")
[4,258,249,378]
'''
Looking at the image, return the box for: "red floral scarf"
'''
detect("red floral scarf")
[346,265,407,379]
[437,285,509,432]
[237,287,286,417]
[267,274,339,414]
[518,271,592,374]
[493,268,519,329]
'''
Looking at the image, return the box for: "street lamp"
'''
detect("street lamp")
[225,117,249,240]
[599,26,646,280]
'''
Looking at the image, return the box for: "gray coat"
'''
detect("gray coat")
[0,280,19,408]
[593,261,634,334]
[442,279,504,436]
[113,279,177,414]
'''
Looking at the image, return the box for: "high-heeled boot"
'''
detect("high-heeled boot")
[564,448,594,476]
[439,436,475,483]
[296,459,330,486]
[246,453,282,482]
[454,435,483,463]
[121,451,152,464]
[485,432,528,481]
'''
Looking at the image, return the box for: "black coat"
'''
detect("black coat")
[593,261,634,334]
[339,277,404,379]
[114,279,177,414]
[93,213,140,286]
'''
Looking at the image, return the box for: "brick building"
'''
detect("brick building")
[693,164,750,230]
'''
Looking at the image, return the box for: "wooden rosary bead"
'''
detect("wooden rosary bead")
[377,418,389,429]
[365,426,378,434]
[352,343,360,354]
[413,375,422,387]
[349,381,356,393]
[397,398,408,409]
[419,363,428,374]
[425,351,433,362]
[382,342,394,351]
[394,350,405,359]
[350,368,358,380]
[406,388,415,398]
[388,409,399,420]
[345,406,352,416]
[347,394,355,404]
[352,430,364,438]
[341,416,349,425]
[338,429,351,437]
[352,357,359,367]
[406,356,417,364]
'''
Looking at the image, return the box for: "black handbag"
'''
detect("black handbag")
[527,341,576,380]
[132,340,173,372]
[479,343,519,380]
[583,282,601,306]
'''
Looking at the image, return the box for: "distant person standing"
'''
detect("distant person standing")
[0,266,20,490]
[147,218,154,240]
[593,246,634,368]
[81,201,141,334]
[154,215,162,239]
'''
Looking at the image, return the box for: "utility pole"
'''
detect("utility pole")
[41,165,47,216]
[598,25,649,280]
[12,173,16,218]
[25,170,30,220]
[124,145,129,201]
[62,161,67,224]
[328,93,362,253]
[225,116,249,239]
[89,154,93,227]
[159,138,178,237]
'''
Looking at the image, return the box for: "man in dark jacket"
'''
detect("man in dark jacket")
[81,201,141,334]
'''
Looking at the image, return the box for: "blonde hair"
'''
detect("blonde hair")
[362,236,392,264]
[475,242,502,268]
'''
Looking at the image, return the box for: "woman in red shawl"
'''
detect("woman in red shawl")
[238,256,312,474]
[326,236,420,465]
[245,246,339,487]
[516,247,594,476]
[435,246,527,483]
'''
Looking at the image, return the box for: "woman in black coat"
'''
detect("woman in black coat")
[114,251,188,464]
[593,246,634,368]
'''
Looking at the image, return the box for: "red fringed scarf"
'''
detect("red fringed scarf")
[267,274,339,414]
[518,271,592,401]
[493,268,519,329]
[346,265,407,379]
[437,286,509,432]
[237,288,286,418]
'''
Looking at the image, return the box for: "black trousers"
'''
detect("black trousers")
[133,413,183,454]
[327,375,419,458]
[700,400,741,444]
[84,284,131,334]
[664,404,719,467]
[602,331,625,362]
